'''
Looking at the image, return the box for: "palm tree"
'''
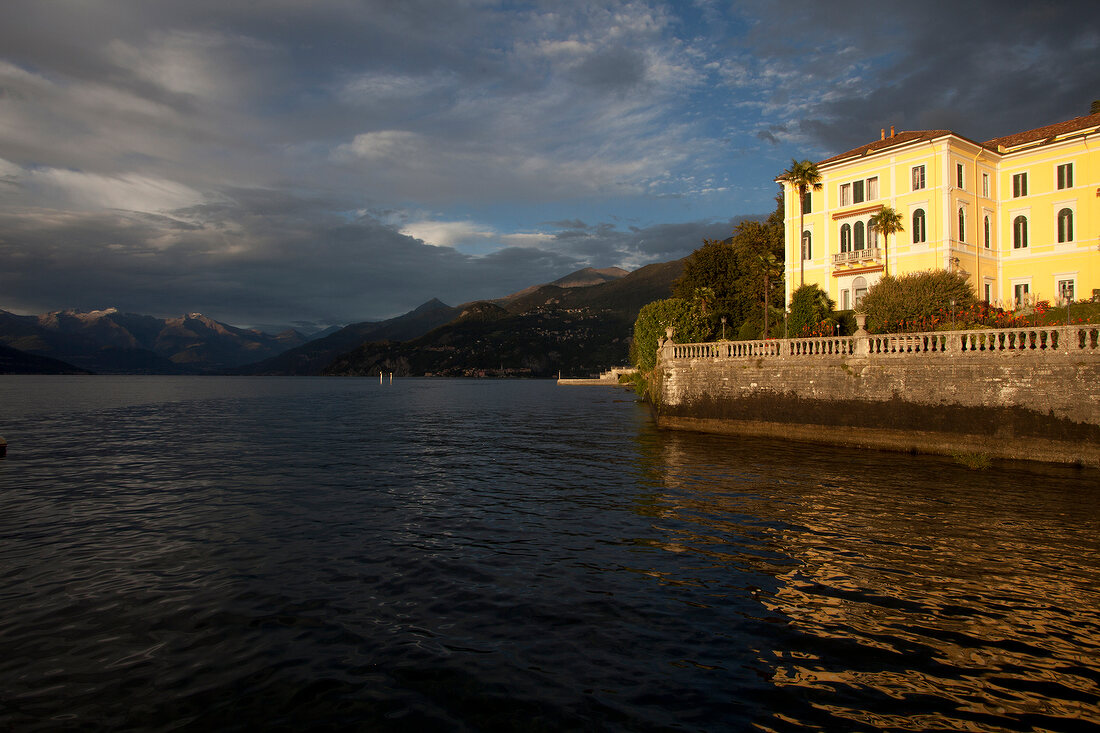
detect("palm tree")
[869,206,904,276]
[780,160,822,287]
[756,250,782,338]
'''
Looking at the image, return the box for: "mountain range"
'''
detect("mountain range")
[1,264,681,376]
[0,308,307,374]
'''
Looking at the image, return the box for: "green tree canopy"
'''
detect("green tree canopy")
[787,284,835,337]
[859,270,976,333]
[631,298,712,371]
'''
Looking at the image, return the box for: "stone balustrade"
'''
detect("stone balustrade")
[664,323,1100,362]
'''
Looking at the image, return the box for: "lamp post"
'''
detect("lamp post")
[721,316,727,340]
[950,299,956,331]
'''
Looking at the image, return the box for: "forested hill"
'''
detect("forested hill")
[323,260,684,378]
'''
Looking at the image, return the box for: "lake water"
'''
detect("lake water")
[1,376,1098,731]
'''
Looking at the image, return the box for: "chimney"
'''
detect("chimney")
[880,129,885,140]
[890,125,896,137]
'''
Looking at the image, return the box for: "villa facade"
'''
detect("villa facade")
[779,112,1100,310]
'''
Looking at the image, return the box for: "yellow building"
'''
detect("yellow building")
[779,112,1100,311]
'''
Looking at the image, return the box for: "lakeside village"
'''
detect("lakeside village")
[614,109,1100,468]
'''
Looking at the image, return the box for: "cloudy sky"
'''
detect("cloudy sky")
[1,1,1096,330]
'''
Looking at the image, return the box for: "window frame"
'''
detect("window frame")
[1057,208,1074,243]
[1012,172,1028,198]
[912,208,926,244]
[1014,282,1030,308]
[1057,163,1073,190]
[911,165,926,191]
[1013,215,1028,249]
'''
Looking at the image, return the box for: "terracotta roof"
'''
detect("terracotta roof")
[817,130,952,166]
[983,111,1100,150]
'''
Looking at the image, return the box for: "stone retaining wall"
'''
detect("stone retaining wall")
[655,323,1100,466]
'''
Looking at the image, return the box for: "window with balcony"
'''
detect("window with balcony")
[911,165,925,191]
[854,221,865,250]
[1012,172,1028,197]
[912,208,926,243]
[1058,208,1073,242]
[1057,163,1073,190]
[840,223,852,252]
[1013,215,1028,249]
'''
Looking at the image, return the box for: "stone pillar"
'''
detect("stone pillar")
[658,326,676,363]
[853,313,869,357]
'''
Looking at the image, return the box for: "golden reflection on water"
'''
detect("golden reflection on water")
[635,430,1100,730]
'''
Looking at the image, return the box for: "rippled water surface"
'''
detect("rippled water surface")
[2,376,1099,731]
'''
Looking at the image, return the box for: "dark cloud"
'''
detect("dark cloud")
[0,181,755,325]
[741,0,1099,152]
[570,47,648,91]
[0,0,1091,327]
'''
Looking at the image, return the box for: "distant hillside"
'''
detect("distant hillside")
[324,259,683,378]
[498,266,630,303]
[0,343,89,374]
[0,308,308,374]
[233,298,463,375]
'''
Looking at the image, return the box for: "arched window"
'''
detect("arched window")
[984,215,991,249]
[1013,215,1028,249]
[801,230,812,260]
[958,207,966,243]
[840,223,852,252]
[854,221,865,250]
[912,209,926,243]
[853,276,868,306]
[868,224,878,249]
[1058,208,1074,243]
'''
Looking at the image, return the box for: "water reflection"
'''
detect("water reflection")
[636,430,1100,730]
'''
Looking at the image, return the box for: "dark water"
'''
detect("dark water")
[1,376,1098,732]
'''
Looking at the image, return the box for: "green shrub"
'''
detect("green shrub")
[787,284,835,337]
[631,298,713,371]
[736,318,761,341]
[860,270,975,333]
